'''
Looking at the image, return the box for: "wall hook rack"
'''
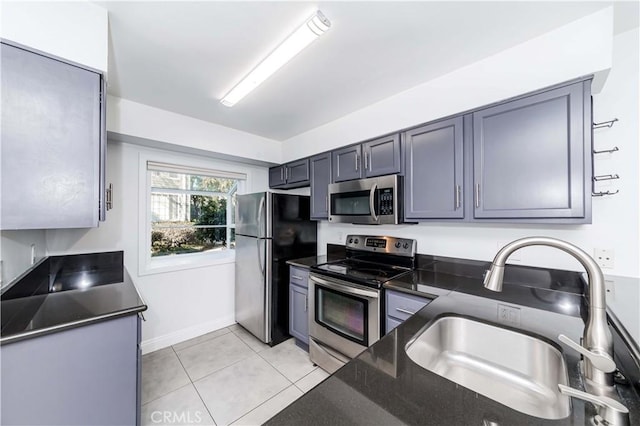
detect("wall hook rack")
[593,146,619,154]
[593,118,619,129]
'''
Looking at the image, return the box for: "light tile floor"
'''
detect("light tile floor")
[141,325,329,425]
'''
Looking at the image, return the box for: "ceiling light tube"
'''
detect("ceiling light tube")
[220,11,331,107]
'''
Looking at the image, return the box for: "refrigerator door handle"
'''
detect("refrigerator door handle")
[257,238,265,277]
[257,196,266,238]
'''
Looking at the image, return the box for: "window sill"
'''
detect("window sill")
[139,250,236,276]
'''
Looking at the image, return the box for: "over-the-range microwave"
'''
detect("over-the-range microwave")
[328,175,403,225]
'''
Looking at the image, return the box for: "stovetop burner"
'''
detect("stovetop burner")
[314,259,412,287]
[311,235,417,288]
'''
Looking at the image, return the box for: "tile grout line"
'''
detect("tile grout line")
[171,345,218,426]
[229,382,304,425]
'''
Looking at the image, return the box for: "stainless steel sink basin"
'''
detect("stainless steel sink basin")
[405,316,571,419]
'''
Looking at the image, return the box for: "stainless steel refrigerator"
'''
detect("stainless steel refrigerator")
[235,192,317,346]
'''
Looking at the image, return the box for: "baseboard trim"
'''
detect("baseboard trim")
[140,315,236,354]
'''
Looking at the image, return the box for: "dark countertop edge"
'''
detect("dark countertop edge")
[1,264,147,345]
[286,257,317,269]
[0,304,146,346]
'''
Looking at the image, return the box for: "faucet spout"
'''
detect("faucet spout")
[485,237,614,390]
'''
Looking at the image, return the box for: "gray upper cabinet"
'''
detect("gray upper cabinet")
[0,41,106,230]
[473,81,590,220]
[332,134,401,183]
[331,145,362,182]
[363,134,401,178]
[310,153,331,219]
[269,159,310,189]
[269,166,287,187]
[404,117,464,219]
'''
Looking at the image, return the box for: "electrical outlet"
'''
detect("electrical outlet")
[594,248,614,269]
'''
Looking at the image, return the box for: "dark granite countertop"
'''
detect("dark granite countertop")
[286,256,327,269]
[1,251,147,345]
[267,256,640,425]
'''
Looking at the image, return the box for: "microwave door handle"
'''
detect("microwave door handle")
[369,183,379,222]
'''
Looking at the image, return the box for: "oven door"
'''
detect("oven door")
[308,273,381,360]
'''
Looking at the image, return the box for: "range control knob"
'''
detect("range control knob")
[348,238,353,244]
[395,242,401,248]
[403,242,410,249]
[354,238,359,244]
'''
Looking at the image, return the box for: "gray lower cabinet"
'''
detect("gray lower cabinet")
[289,266,310,345]
[0,41,106,230]
[404,117,464,219]
[310,153,332,219]
[473,81,590,220]
[385,290,430,334]
[332,134,402,183]
[269,159,310,189]
[1,314,141,425]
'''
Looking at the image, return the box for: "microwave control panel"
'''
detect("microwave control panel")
[378,187,394,215]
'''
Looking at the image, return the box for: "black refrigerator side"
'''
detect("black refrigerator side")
[269,193,317,346]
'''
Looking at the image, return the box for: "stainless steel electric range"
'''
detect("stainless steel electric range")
[308,235,417,373]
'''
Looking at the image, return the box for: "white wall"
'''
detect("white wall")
[45,142,269,352]
[0,1,108,72]
[314,27,639,279]
[107,96,282,165]
[0,231,47,285]
[282,7,613,159]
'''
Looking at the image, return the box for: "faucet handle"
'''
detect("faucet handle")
[558,384,629,426]
[558,334,617,373]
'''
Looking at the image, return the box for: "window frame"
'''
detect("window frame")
[138,152,248,276]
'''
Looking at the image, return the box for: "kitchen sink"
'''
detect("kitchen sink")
[405,316,571,420]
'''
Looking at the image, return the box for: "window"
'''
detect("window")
[145,161,246,268]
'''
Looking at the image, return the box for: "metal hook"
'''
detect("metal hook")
[593,146,619,155]
[592,190,619,197]
[593,174,620,182]
[593,118,619,129]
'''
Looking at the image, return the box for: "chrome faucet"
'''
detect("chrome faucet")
[483,237,616,391]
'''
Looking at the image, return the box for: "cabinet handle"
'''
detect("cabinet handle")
[455,185,461,210]
[364,152,369,171]
[305,296,308,312]
[106,183,113,211]
[285,167,289,181]
[280,168,284,181]
[396,307,416,315]
[475,184,480,208]
[355,153,359,171]
[325,195,328,212]
[291,275,305,281]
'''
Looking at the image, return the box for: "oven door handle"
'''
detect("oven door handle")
[369,183,379,223]
[309,274,379,299]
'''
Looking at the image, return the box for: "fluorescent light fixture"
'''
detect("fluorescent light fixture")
[220,11,331,107]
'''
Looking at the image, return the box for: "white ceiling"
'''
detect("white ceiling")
[99,1,637,141]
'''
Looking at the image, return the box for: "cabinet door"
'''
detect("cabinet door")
[1,315,138,425]
[1,42,103,230]
[332,145,362,182]
[269,166,286,187]
[404,117,464,219]
[363,134,401,178]
[473,83,587,219]
[286,159,310,185]
[310,153,331,219]
[289,284,309,344]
